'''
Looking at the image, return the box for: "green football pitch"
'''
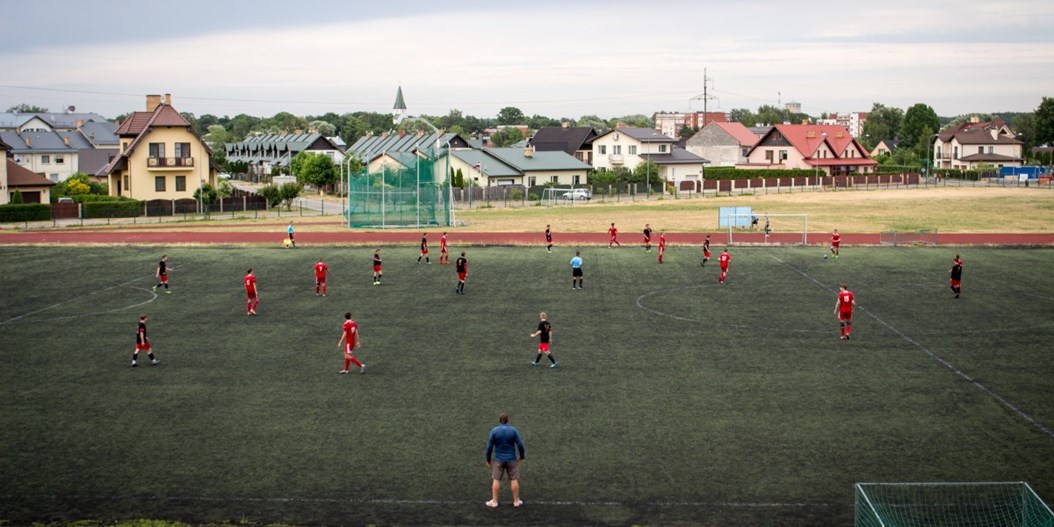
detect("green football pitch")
[1,245,1053,526]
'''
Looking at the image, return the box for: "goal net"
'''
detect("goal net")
[724,213,808,246]
[855,482,1054,527]
[541,187,589,206]
[345,156,451,228]
[879,229,939,246]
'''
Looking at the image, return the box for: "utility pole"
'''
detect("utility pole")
[689,68,718,128]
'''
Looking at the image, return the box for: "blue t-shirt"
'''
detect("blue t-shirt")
[486,423,525,462]
[570,256,583,269]
[287,224,294,235]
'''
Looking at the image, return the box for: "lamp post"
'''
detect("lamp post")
[925,132,940,186]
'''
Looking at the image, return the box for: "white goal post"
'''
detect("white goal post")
[725,213,809,246]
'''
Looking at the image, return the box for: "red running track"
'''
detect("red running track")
[1,231,1053,246]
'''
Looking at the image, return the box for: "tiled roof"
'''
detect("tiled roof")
[348,132,469,162]
[0,112,110,130]
[484,148,593,172]
[806,158,878,167]
[114,111,154,136]
[641,147,708,165]
[596,127,674,143]
[6,159,56,187]
[450,150,520,177]
[150,105,191,127]
[100,102,213,176]
[713,122,760,147]
[939,128,1022,145]
[754,125,872,162]
[80,121,120,145]
[0,131,80,152]
[529,127,598,155]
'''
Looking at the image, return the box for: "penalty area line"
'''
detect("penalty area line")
[767,253,1054,441]
[0,273,162,326]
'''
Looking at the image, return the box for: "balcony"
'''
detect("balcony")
[148,157,194,169]
[608,154,624,165]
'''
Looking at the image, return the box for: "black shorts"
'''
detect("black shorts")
[572,268,583,277]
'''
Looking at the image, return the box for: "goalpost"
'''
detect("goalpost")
[855,482,1054,527]
[724,213,808,246]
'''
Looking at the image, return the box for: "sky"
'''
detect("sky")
[1,0,1052,121]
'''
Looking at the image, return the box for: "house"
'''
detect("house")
[816,112,869,137]
[932,129,1023,170]
[5,158,56,203]
[528,126,597,165]
[0,116,119,182]
[347,130,472,173]
[591,127,708,188]
[0,109,111,134]
[685,122,760,167]
[869,139,896,158]
[439,146,591,187]
[741,124,877,175]
[225,133,346,177]
[654,111,727,138]
[98,94,217,199]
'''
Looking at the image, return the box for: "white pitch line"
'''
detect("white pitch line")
[0,275,153,325]
[767,253,1054,441]
[0,493,838,509]
[9,287,160,323]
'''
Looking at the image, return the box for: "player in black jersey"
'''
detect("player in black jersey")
[152,254,171,294]
[132,313,160,367]
[545,224,553,254]
[455,252,468,295]
[373,248,383,285]
[701,235,711,266]
[530,312,557,368]
[949,254,963,298]
[643,224,653,252]
[417,233,430,264]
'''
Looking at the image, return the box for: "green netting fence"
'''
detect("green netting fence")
[855,482,1054,527]
[346,157,450,228]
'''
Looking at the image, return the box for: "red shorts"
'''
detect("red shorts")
[315,275,326,284]
[644,237,651,243]
[720,265,728,271]
[135,343,151,351]
[704,249,711,258]
[421,249,429,255]
[159,275,168,284]
[950,279,961,287]
[246,292,257,300]
[538,342,550,353]
[458,272,467,281]
[344,342,357,355]
[373,265,382,273]
[839,310,853,321]
[441,247,448,254]
[832,242,840,248]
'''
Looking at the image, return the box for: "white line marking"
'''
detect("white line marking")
[0,275,151,325]
[767,253,1054,440]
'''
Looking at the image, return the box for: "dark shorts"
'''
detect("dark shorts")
[492,460,519,481]
[950,279,961,287]
[572,268,583,277]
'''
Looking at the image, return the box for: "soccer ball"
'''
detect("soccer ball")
[823,253,828,260]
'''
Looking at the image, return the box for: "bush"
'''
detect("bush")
[703,166,816,180]
[874,164,920,174]
[0,203,51,222]
[73,194,130,203]
[82,200,144,219]
[10,190,24,204]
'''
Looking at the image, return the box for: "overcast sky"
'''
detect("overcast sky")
[1,0,1051,120]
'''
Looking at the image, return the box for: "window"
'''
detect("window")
[987,146,994,154]
[41,155,50,164]
[936,147,942,159]
[628,145,637,155]
[550,176,558,183]
[598,145,607,155]
[155,176,166,192]
[613,145,621,155]
[978,146,984,154]
[174,142,191,158]
[149,142,165,158]
[49,174,59,182]
[123,175,129,191]
[573,175,581,185]
[765,150,774,162]
[175,175,186,192]
[528,176,536,187]
[954,146,959,159]
[658,145,668,153]
[779,150,788,162]
[55,155,65,164]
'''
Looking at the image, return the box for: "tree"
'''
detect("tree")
[899,103,940,154]
[618,114,653,129]
[575,114,609,132]
[631,159,660,184]
[216,179,235,200]
[1035,97,1054,147]
[914,125,935,164]
[194,183,218,205]
[7,104,49,113]
[728,108,757,126]
[496,106,525,125]
[10,190,23,204]
[291,152,338,191]
[860,103,904,149]
[678,125,699,141]
[454,168,466,189]
[308,120,336,137]
[1013,113,1037,156]
[279,182,303,209]
[490,127,524,147]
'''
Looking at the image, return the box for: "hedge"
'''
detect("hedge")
[0,203,52,223]
[874,164,920,174]
[82,200,144,219]
[72,194,132,203]
[702,167,815,180]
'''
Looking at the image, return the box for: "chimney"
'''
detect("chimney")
[416,130,424,138]
[802,119,809,125]
[67,105,76,113]
[524,145,535,158]
[146,94,162,112]
[399,130,406,138]
[164,93,172,106]
[89,132,95,141]
[970,115,980,124]
[25,136,32,147]
[76,119,84,129]
[561,121,570,128]
[63,136,70,146]
[616,121,626,129]
[990,129,998,140]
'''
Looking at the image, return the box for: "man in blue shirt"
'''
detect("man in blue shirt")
[485,413,525,508]
[570,251,584,290]
[286,221,296,248]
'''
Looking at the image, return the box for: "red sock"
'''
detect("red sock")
[246,299,252,312]
[252,300,259,311]
[322,284,327,295]
[840,325,845,337]
[344,358,352,370]
[315,285,320,294]
[846,324,852,336]
[348,357,363,368]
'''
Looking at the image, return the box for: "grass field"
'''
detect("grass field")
[2,245,1053,526]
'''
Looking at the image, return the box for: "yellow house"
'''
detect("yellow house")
[99,94,217,200]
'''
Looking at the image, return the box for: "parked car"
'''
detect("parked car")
[57,197,74,204]
[561,189,592,201]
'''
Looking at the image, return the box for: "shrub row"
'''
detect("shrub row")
[0,203,52,222]
[82,200,144,219]
[702,167,816,180]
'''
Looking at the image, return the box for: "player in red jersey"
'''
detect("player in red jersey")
[455,251,468,295]
[530,312,557,368]
[545,224,553,254]
[314,258,328,296]
[373,248,383,286]
[338,311,365,374]
[439,232,449,264]
[131,313,160,367]
[949,254,963,298]
[417,233,431,264]
[643,224,653,252]
[718,248,731,284]
[657,231,666,263]
[834,284,856,340]
[244,268,259,316]
[608,223,621,248]
[830,229,841,258]
[701,235,711,266]
[152,254,171,294]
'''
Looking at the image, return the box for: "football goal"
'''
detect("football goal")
[724,213,808,246]
[855,482,1054,527]
[541,187,590,206]
[879,228,939,246]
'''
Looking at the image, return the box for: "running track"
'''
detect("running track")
[1,230,1052,246]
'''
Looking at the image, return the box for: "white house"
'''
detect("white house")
[591,127,707,189]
